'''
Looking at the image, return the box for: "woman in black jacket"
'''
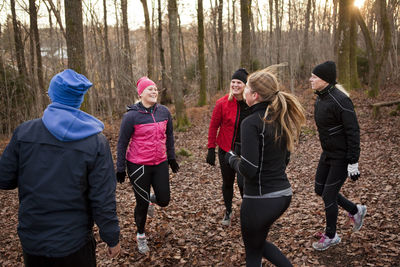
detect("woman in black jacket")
[226,69,305,267]
[310,61,367,251]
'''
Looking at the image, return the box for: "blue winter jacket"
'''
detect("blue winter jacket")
[0,104,120,257]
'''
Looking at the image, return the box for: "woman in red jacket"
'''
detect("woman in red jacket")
[206,68,250,226]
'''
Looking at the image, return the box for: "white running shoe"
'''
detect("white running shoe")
[312,233,341,251]
[349,204,367,232]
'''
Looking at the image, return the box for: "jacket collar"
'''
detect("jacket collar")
[250,101,270,113]
[314,84,335,97]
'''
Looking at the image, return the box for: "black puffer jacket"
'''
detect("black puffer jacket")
[314,85,360,164]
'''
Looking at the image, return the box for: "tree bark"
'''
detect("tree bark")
[10,0,27,78]
[121,0,133,84]
[349,3,361,89]
[168,0,189,129]
[157,0,171,104]
[103,0,113,117]
[29,0,44,112]
[141,0,154,79]
[337,0,351,89]
[217,0,224,90]
[240,0,251,70]
[197,0,207,106]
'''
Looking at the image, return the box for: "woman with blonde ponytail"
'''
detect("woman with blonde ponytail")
[225,69,305,267]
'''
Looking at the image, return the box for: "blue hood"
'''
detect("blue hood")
[42,102,104,141]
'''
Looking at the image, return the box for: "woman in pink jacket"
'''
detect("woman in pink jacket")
[116,77,179,254]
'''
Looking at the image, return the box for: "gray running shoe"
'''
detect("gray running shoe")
[349,204,367,232]
[137,236,149,254]
[221,210,232,226]
[312,233,341,251]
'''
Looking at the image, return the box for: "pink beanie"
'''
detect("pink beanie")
[136,76,156,95]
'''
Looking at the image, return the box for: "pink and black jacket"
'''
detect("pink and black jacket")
[116,102,176,172]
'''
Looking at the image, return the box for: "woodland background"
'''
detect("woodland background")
[0,0,399,266]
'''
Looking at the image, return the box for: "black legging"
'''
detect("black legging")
[315,153,358,238]
[127,160,170,234]
[218,148,243,213]
[241,196,292,267]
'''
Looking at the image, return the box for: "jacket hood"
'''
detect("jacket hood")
[42,102,104,141]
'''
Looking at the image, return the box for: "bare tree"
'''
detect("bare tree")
[197,0,207,106]
[141,0,154,79]
[168,0,189,129]
[10,0,27,78]
[240,0,251,70]
[157,0,171,104]
[103,0,113,116]
[29,0,44,112]
[121,0,133,90]
[337,0,351,89]
[217,0,224,90]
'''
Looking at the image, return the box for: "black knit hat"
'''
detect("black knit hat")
[231,68,248,84]
[312,61,337,84]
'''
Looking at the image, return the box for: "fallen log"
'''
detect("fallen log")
[371,100,400,118]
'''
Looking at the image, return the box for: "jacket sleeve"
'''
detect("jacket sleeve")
[230,118,260,180]
[0,127,19,190]
[337,97,360,164]
[116,112,135,172]
[88,135,120,247]
[207,101,223,149]
[166,109,176,160]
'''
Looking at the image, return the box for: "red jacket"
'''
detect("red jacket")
[208,94,240,152]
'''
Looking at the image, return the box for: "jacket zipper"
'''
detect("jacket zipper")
[231,101,240,150]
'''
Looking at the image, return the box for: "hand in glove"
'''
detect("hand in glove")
[116,171,126,184]
[206,148,216,166]
[347,163,360,181]
[224,150,238,166]
[168,159,180,173]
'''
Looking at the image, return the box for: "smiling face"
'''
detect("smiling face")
[230,79,246,100]
[309,74,329,91]
[140,85,158,107]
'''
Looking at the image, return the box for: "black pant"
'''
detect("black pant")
[23,235,96,267]
[218,148,244,213]
[315,153,358,238]
[241,196,292,267]
[127,160,170,234]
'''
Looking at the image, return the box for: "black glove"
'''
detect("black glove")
[116,171,126,184]
[168,159,180,173]
[224,150,237,166]
[206,148,216,166]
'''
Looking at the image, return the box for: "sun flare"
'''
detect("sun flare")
[354,0,365,8]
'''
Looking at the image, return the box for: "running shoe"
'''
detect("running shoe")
[349,204,367,232]
[312,233,341,251]
[137,236,149,254]
[221,210,232,226]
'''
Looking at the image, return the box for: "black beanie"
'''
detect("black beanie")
[231,68,248,84]
[312,61,337,84]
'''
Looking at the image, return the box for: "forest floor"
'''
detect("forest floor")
[0,84,399,266]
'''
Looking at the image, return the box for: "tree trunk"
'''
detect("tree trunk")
[197,0,207,106]
[240,0,251,70]
[274,0,281,64]
[65,0,88,110]
[168,0,189,129]
[268,0,273,65]
[121,0,133,91]
[103,0,113,117]
[157,0,171,104]
[301,0,312,77]
[337,0,351,89]
[10,0,27,78]
[47,0,67,39]
[141,0,154,79]
[29,0,44,112]
[349,3,361,89]
[217,0,224,90]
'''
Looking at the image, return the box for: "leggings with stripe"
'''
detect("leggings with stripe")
[315,153,358,238]
[241,196,292,267]
[127,160,170,234]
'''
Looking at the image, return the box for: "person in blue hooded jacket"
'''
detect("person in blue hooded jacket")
[0,69,120,266]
